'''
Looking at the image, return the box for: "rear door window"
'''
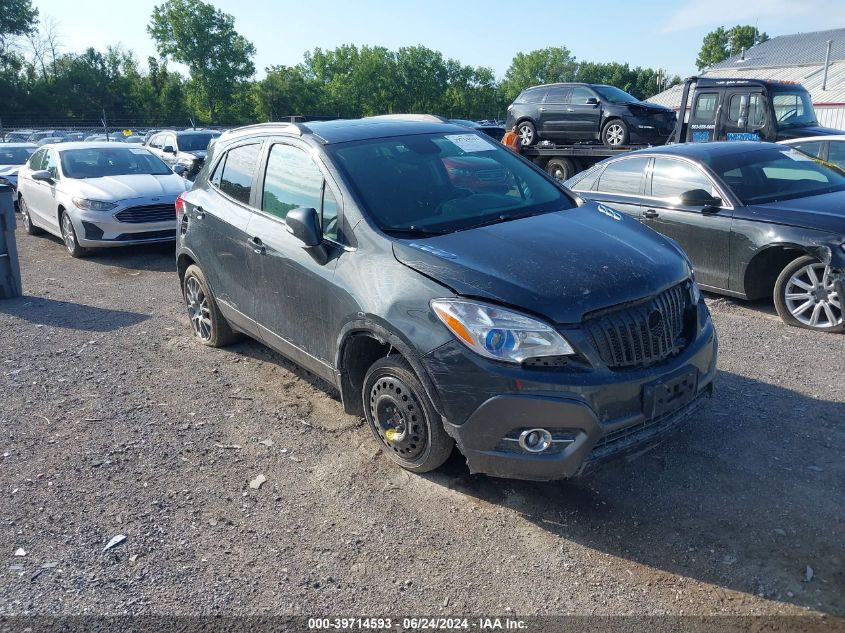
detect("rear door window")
[219,143,261,204]
[520,87,547,104]
[595,157,650,195]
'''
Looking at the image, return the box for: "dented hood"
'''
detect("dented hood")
[392,203,691,324]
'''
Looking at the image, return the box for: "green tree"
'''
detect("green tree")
[696,25,769,70]
[148,0,255,123]
[0,0,38,62]
[501,47,578,103]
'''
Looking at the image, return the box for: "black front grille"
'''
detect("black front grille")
[584,283,690,369]
[114,229,175,241]
[115,204,175,224]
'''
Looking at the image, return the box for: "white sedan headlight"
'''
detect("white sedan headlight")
[431,299,575,364]
[72,197,117,211]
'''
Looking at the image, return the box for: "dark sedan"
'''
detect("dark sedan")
[565,142,844,332]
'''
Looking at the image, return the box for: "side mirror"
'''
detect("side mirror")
[172,164,187,176]
[679,189,722,210]
[31,169,53,182]
[286,207,328,264]
[163,145,175,154]
[586,97,599,106]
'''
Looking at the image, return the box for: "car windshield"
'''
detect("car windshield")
[177,133,218,151]
[59,148,172,178]
[0,147,35,165]
[772,90,818,128]
[592,85,638,104]
[707,147,845,205]
[329,132,572,235]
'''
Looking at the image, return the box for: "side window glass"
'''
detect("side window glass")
[728,94,746,123]
[322,185,339,241]
[693,92,718,122]
[748,95,765,127]
[219,143,261,204]
[210,155,225,188]
[827,141,845,168]
[543,86,569,103]
[522,88,547,104]
[569,87,594,105]
[262,144,323,221]
[149,135,162,149]
[29,149,46,170]
[596,157,649,194]
[651,158,717,201]
[43,151,59,179]
[791,141,823,159]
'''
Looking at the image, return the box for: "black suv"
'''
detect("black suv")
[506,83,676,148]
[176,119,717,481]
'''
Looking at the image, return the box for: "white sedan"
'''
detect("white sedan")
[779,134,845,171]
[16,142,188,257]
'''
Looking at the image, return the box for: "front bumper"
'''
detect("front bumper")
[422,308,717,481]
[69,201,177,248]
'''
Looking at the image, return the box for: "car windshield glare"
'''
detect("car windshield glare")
[177,133,217,151]
[708,147,845,205]
[772,90,818,127]
[329,132,572,235]
[592,85,638,104]
[59,148,173,178]
[0,148,35,165]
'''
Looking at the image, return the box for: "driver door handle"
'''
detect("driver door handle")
[248,236,266,255]
[643,209,659,219]
[566,108,575,112]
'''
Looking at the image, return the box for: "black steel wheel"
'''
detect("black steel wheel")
[362,356,453,473]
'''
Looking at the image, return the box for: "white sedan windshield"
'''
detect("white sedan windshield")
[60,148,172,178]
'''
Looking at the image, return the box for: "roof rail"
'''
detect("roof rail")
[363,113,448,123]
[220,122,303,137]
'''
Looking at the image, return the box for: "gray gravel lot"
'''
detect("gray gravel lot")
[1,214,843,620]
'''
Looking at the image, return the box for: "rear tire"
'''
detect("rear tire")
[546,158,577,183]
[182,264,241,347]
[362,355,454,473]
[19,197,42,235]
[602,118,629,147]
[517,120,537,146]
[773,255,843,332]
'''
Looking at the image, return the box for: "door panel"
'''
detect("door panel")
[539,86,571,136]
[721,91,766,141]
[249,142,341,364]
[644,158,733,289]
[568,87,602,140]
[587,157,651,220]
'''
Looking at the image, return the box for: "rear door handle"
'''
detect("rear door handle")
[194,206,205,219]
[248,236,266,254]
[643,209,659,219]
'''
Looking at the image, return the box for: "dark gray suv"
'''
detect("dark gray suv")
[176,118,717,481]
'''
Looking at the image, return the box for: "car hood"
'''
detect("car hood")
[777,125,844,139]
[392,203,691,324]
[179,150,207,161]
[630,101,675,115]
[741,191,845,233]
[0,166,23,177]
[73,174,188,201]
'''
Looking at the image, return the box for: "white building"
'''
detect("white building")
[649,28,845,129]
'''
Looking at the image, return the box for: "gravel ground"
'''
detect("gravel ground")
[1,214,843,621]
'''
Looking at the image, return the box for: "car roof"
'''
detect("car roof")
[177,129,220,136]
[220,118,472,145]
[623,141,786,160]
[1,143,37,148]
[780,135,845,143]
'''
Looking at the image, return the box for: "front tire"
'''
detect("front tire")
[182,264,240,346]
[602,119,629,147]
[517,120,537,146]
[773,256,843,332]
[19,197,42,235]
[362,356,454,473]
[60,211,87,258]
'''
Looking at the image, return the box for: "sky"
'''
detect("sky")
[31,0,845,80]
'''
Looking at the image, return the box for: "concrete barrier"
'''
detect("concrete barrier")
[0,184,22,298]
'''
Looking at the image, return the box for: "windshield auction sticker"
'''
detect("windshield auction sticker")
[445,134,494,153]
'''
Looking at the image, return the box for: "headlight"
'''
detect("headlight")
[72,197,117,211]
[431,299,575,364]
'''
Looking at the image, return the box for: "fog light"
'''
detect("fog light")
[518,428,552,453]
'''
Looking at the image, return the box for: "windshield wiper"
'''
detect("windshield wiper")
[454,210,545,232]
[381,226,447,238]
